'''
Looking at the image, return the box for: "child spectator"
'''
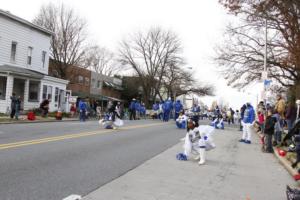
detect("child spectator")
[70,103,76,118]
[264,109,276,153]
[257,111,265,133]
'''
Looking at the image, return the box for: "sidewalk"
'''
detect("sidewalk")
[0,115,79,124]
[83,127,296,200]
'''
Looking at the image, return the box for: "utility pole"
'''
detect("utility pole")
[263,19,268,105]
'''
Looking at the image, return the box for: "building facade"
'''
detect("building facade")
[0,9,68,113]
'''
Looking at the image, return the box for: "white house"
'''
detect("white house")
[0,9,68,113]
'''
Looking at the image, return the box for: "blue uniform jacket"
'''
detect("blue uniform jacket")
[243,105,255,124]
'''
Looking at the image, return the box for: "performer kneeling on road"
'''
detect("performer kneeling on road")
[99,102,124,129]
[183,119,216,165]
[176,111,187,129]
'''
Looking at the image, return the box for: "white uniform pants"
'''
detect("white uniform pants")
[242,123,252,141]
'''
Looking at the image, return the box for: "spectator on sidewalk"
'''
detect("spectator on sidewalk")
[239,102,255,144]
[70,103,76,118]
[10,93,17,119]
[15,96,21,120]
[40,98,50,117]
[273,111,282,146]
[264,109,276,153]
[286,101,297,132]
[257,111,265,133]
[274,94,286,131]
[275,94,286,119]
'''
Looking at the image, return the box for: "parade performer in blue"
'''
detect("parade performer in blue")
[191,103,201,126]
[163,97,173,122]
[239,102,255,144]
[129,98,136,120]
[79,99,87,122]
[174,100,183,121]
[158,101,164,120]
[140,103,146,119]
[151,102,159,119]
[135,100,141,120]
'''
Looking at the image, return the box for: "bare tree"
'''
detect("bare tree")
[217,0,300,98]
[119,27,183,106]
[163,64,214,98]
[84,45,122,76]
[33,3,90,79]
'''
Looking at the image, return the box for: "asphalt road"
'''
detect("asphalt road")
[0,120,185,200]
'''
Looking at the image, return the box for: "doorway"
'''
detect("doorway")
[13,78,25,110]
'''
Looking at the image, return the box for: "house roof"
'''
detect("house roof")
[103,81,123,91]
[0,9,53,36]
[0,65,45,79]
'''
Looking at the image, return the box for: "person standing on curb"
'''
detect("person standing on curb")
[274,94,286,131]
[15,96,21,120]
[273,111,282,146]
[239,102,255,144]
[10,93,17,119]
[286,101,297,132]
[264,109,276,153]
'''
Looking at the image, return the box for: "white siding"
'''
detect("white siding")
[0,75,13,113]
[41,77,68,112]
[0,16,50,74]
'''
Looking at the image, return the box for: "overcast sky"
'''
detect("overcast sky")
[1,0,261,109]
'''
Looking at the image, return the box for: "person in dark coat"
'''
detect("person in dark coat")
[10,93,17,119]
[264,109,277,153]
[286,101,297,132]
[40,98,50,117]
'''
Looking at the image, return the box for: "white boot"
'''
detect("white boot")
[194,154,200,161]
[198,148,206,165]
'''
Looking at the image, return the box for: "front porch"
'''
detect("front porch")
[0,65,69,113]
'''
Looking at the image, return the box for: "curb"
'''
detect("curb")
[273,147,298,178]
[0,119,80,125]
[254,129,300,185]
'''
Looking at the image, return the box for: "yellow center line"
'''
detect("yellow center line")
[0,122,167,150]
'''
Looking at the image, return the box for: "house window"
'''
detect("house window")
[85,77,90,86]
[42,85,53,100]
[91,79,95,88]
[55,87,59,102]
[28,81,40,102]
[27,47,33,65]
[42,85,47,99]
[47,86,53,100]
[42,51,46,68]
[97,80,101,88]
[0,76,7,100]
[78,75,84,84]
[10,42,17,62]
